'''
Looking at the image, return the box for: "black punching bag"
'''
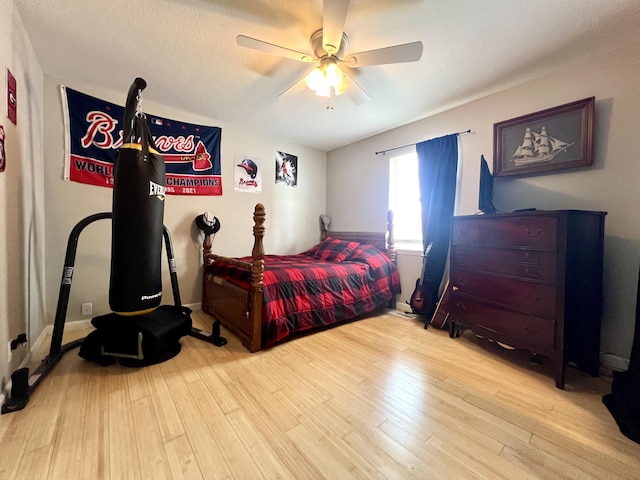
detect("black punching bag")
[603,265,640,444]
[109,78,166,315]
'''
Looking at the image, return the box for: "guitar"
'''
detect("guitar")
[409,243,434,316]
[428,280,451,329]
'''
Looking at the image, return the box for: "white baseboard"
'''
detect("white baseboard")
[395,302,413,314]
[600,353,630,372]
[0,306,206,408]
[1,319,94,407]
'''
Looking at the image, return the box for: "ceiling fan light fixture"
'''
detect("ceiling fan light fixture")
[333,76,349,95]
[315,85,332,98]
[325,62,342,87]
[305,61,349,99]
[305,67,326,92]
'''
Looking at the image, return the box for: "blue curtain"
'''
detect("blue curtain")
[416,134,458,313]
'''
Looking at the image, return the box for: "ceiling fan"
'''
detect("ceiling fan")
[236,0,424,109]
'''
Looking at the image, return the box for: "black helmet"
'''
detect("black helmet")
[195,212,220,234]
[237,158,258,179]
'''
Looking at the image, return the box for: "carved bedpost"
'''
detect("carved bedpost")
[251,203,266,288]
[202,233,212,265]
[386,210,396,264]
[249,203,265,352]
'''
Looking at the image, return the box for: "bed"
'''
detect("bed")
[201,203,401,352]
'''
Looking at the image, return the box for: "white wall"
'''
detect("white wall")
[43,75,327,326]
[327,42,640,363]
[0,0,45,388]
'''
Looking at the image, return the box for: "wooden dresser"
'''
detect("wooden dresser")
[448,210,606,389]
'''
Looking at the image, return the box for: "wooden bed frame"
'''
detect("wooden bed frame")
[201,203,396,352]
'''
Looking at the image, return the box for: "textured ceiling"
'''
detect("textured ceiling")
[14,0,640,151]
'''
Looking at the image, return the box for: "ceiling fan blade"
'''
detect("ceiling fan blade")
[323,0,350,54]
[278,66,317,98]
[344,41,423,67]
[343,73,370,105]
[237,35,314,62]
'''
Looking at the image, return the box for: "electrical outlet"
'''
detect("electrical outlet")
[81,303,93,316]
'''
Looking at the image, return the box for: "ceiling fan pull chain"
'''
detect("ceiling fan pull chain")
[326,87,335,110]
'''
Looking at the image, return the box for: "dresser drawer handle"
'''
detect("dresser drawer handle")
[525,293,541,302]
[456,302,466,310]
[524,325,538,334]
[457,229,469,237]
[524,252,541,261]
[524,268,541,278]
[525,228,542,237]
[459,260,469,268]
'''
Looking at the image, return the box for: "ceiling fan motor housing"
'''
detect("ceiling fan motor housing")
[311,28,348,59]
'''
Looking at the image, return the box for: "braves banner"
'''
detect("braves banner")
[61,86,222,195]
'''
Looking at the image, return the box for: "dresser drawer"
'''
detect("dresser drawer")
[450,293,556,352]
[452,245,557,284]
[450,269,557,318]
[448,210,606,389]
[452,216,558,249]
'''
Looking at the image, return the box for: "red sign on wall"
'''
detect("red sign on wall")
[7,69,17,125]
[0,125,5,172]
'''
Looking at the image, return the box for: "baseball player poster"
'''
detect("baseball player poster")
[275,151,297,187]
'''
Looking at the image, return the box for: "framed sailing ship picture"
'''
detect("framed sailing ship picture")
[493,97,594,177]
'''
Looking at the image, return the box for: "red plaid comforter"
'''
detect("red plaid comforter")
[206,244,401,347]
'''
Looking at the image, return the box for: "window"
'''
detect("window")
[389,148,422,250]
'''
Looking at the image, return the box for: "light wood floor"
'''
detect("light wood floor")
[1,309,638,480]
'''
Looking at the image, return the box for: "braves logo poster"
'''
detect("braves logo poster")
[234,154,262,193]
[61,86,222,195]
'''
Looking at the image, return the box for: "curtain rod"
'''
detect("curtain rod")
[374,129,472,155]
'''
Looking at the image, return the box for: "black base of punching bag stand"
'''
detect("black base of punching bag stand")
[1,212,227,415]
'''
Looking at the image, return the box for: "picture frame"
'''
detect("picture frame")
[493,97,594,177]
